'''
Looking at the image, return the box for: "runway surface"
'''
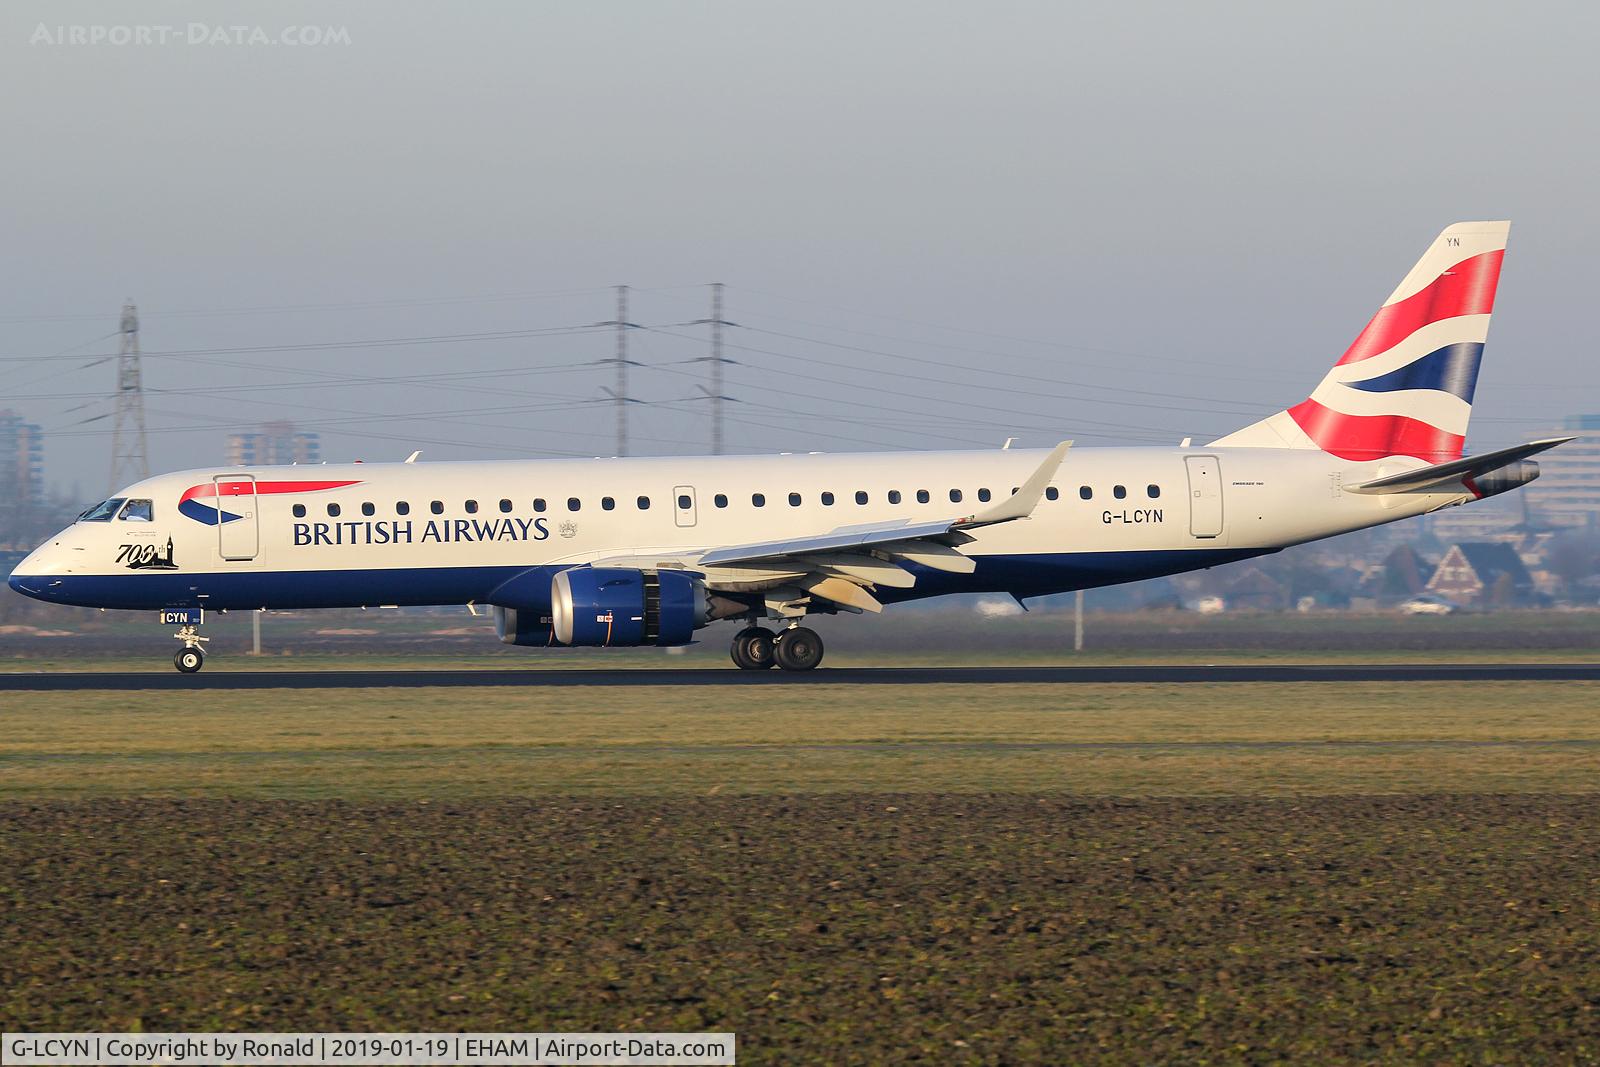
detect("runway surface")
[3,663,1599,690]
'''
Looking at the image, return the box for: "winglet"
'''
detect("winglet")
[958,441,1071,528]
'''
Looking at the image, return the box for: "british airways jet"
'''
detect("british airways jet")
[7,223,1570,672]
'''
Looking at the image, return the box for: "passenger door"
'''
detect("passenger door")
[1184,456,1223,539]
[214,475,260,560]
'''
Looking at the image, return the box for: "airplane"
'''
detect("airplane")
[7,221,1572,673]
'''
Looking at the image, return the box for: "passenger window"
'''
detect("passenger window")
[642,496,655,510]
[293,504,307,518]
[821,492,835,506]
[949,489,963,503]
[533,498,546,513]
[714,494,728,508]
[465,500,479,514]
[855,491,868,505]
[328,503,342,517]
[499,499,513,513]
[753,493,766,507]
[675,495,689,511]
[361,502,375,516]
[888,490,901,504]
[397,501,411,516]
[1079,486,1093,500]
[568,498,581,512]
[431,501,444,515]
[1147,484,1161,499]
[789,492,802,507]
[602,497,615,511]
[1044,487,1059,501]
[1114,485,1127,499]
[916,489,930,504]
[117,499,153,521]
[978,488,991,502]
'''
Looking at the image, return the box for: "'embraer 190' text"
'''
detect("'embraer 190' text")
[292,518,550,547]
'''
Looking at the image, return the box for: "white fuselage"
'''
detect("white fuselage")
[10,445,1472,614]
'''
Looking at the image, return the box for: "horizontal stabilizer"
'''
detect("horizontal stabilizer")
[1344,437,1573,494]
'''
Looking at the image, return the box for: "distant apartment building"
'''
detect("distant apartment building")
[1524,415,1600,531]
[226,420,320,466]
[0,409,44,506]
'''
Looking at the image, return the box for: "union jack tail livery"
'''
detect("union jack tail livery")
[1213,221,1509,462]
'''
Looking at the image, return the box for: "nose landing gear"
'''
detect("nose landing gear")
[174,643,206,674]
[161,609,209,673]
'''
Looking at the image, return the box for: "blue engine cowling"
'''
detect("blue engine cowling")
[551,567,709,647]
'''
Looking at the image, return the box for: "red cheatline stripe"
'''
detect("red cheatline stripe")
[180,479,361,502]
[1335,250,1504,366]
[1287,398,1465,462]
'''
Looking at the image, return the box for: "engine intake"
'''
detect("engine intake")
[551,567,710,647]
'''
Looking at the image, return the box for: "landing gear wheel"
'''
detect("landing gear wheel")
[174,648,205,674]
[774,626,824,672]
[731,627,777,670]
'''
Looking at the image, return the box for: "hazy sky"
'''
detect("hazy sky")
[2,1,1596,499]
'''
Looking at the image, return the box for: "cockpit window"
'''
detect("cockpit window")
[118,499,153,522]
[79,498,125,522]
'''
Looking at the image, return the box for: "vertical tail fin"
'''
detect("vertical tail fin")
[1212,222,1509,462]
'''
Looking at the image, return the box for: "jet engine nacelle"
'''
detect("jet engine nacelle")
[1472,460,1540,499]
[551,567,711,647]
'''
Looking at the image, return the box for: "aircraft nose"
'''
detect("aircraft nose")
[7,543,66,600]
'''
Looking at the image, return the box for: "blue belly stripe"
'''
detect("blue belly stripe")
[10,548,1275,612]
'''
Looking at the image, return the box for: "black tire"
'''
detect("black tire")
[774,626,824,672]
[731,626,777,670]
[174,648,204,674]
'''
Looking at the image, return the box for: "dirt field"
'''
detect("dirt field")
[5,795,1598,1064]
[5,679,1598,1062]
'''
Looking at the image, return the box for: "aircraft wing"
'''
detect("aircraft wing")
[686,442,1071,614]
[1344,437,1573,494]
[698,441,1071,567]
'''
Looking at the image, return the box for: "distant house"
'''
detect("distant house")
[1222,567,1289,612]
[1426,543,1535,606]
[1366,544,1433,600]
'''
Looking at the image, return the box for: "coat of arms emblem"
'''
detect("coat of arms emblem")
[559,520,578,539]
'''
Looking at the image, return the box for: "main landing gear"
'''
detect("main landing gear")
[730,624,824,672]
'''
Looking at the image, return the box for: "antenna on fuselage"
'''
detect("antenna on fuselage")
[405,451,422,463]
